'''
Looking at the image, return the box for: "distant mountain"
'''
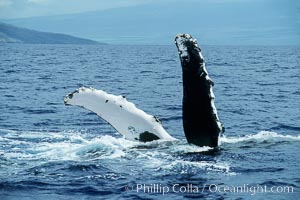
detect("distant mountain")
[3,2,299,45]
[0,22,100,44]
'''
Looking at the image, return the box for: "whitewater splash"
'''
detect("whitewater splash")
[0,129,299,176]
[220,131,300,144]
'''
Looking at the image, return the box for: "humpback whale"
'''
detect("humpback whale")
[64,34,223,147]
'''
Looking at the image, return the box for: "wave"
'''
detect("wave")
[220,131,300,144]
[0,129,227,175]
[1,129,299,176]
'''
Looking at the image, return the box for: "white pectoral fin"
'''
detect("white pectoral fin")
[64,87,175,142]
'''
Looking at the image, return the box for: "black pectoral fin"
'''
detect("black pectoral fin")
[175,34,223,148]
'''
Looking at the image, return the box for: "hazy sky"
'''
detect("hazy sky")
[1,0,299,45]
[1,0,298,19]
[0,0,154,18]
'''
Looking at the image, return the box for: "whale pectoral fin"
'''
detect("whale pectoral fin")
[64,87,175,142]
[175,34,224,148]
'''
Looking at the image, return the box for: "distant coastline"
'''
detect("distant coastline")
[0,22,103,45]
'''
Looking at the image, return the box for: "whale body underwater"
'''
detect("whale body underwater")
[64,34,224,148]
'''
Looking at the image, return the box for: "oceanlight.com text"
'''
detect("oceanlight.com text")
[125,183,294,196]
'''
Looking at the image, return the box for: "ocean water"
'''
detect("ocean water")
[0,44,299,199]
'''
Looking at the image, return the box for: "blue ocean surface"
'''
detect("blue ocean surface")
[0,44,299,199]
